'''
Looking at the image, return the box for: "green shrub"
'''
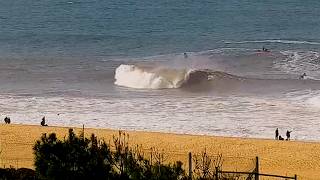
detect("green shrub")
[33,129,114,180]
[33,129,186,180]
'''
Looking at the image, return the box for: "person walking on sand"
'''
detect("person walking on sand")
[275,128,279,140]
[286,130,292,141]
[41,116,48,126]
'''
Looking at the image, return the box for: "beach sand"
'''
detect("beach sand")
[0,124,319,179]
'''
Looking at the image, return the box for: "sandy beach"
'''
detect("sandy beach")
[0,124,319,179]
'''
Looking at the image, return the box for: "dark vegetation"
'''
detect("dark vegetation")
[0,168,36,180]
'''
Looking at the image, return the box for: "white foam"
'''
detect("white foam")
[273,50,320,79]
[225,39,320,45]
[307,95,320,108]
[114,64,190,89]
[286,90,320,109]
[302,90,320,109]
[1,91,320,140]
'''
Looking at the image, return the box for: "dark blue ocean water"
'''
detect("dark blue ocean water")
[1,0,320,59]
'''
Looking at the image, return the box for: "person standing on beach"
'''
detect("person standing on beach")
[41,116,48,126]
[275,128,279,140]
[286,130,292,140]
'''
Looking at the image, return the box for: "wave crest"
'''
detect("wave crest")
[114,64,190,89]
[114,64,239,89]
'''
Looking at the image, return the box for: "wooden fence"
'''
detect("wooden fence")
[187,153,297,180]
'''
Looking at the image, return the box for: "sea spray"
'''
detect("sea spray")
[114,64,241,89]
[114,64,190,89]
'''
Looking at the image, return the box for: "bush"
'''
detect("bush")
[33,129,114,180]
[33,129,186,180]
[0,168,36,180]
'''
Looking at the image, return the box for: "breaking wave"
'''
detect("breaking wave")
[114,64,239,89]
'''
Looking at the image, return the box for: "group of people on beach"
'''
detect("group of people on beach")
[3,116,48,126]
[275,128,292,141]
[4,116,10,124]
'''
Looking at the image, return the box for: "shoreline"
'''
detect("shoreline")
[7,122,318,143]
[0,124,319,179]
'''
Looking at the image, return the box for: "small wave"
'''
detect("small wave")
[224,39,320,45]
[114,64,239,89]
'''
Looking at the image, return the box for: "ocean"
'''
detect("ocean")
[1,0,320,140]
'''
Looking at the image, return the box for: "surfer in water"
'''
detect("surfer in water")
[257,46,271,53]
[262,46,270,52]
[184,52,188,58]
[299,73,307,79]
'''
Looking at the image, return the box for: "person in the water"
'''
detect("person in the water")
[184,52,188,58]
[257,46,270,53]
[262,46,270,52]
[299,73,307,79]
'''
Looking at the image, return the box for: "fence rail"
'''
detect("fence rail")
[187,153,297,180]
[218,171,297,180]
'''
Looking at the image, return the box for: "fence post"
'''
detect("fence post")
[82,124,85,138]
[294,174,297,180]
[215,166,219,180]
[255,156,259,180]
[188,152,192,179]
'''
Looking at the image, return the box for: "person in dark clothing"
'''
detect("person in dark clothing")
[286,130,292,140]
[262,46,270,52]
[279,135,284,140]
[184,52,188,58]
[275,128,279,140]
[41,116,48,126]
[4,117,10,124]
[299,73,307,79]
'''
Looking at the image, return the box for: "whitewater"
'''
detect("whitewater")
[114,64,238,89]
[114,64,190,89]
